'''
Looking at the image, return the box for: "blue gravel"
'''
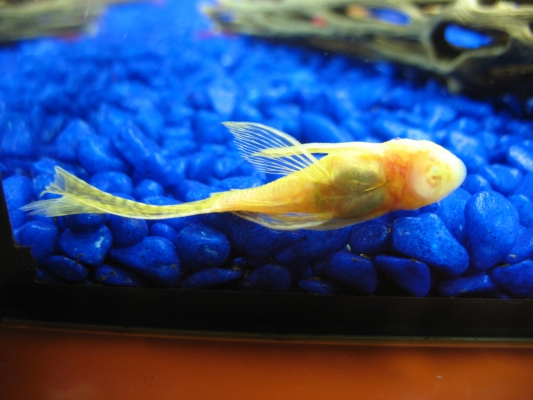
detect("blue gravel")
[374,255,430,297]
[392,213,469,277]
[45,255,90,283]
[58,225,113,266]
[438,275,497,297]
[108,216,148,247]
[1,1,533,297]
[465,192,520,272]
[109,236,180,287]
[312,251,377,295]
[298,278,341,295]
[348,218,391,256]
[239,264,292,292]
[94,264,147,287]
[492,261,533,298]
[15,220,58,264]
[182,267,243,289]
[176,223,230,272]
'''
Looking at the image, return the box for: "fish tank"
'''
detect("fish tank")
[2,0,533,338]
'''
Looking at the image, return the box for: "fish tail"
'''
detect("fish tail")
[21,166,216,219]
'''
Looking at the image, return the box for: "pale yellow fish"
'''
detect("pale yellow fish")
[21,122,467,231]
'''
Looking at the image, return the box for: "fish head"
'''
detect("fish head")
[405,140,467,205]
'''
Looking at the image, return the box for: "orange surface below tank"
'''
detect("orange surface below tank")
[1,320,533,400]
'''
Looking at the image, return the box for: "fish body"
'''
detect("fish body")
[22,122,467,231]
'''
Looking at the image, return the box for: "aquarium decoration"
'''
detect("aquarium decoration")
[0,0,137,42]
[2,1,533,300]
[204,0,533,93]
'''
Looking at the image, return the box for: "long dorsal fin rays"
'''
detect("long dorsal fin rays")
[233,211,336,230]
[222,122,329,181]
[255,142,381,158]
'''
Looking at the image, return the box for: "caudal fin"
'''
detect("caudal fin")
[21,166,211,219]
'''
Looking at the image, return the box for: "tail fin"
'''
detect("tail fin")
[21,166,211,219]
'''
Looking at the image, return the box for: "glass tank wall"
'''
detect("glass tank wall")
[2,0,533,312]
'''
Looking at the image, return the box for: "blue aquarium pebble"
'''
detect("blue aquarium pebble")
[312,251,377,294]
[0,114,35,158]
[173,179,213,202]
[62,213,108,233]
[15,220,58,264]
[512,171,533,199]
[94,264,147,287]
[217,176,263,190]
[59,225,113,266]
[111,123,156,166]
[134,153,180,187]
[348,218,390,256]
[492,261,533,298]
[161,138,197,158]
[182,267,243,288]
[207,78,238,117]
[2,174,32,228]
[233,103,263,123]
[300,112,353,143]
[31,174,55,200]
[150,223,178,243]
[187,151,217,183]
[465,191,519,271]
[276,227,352,263]
[508,195,533,228]
[203,212,300,259]
[176,223,230,272]
[108,216,148,247]
[298,278,341,295]
[374,255,430,297]
[135,105,164,140]
[141,195,201,231]
[507,140,533,172]
[45,255,89,283]
[133,179,164,200]
[392,213,469,277]
[89,171,133,195]
[109,236,180,287]
[53,119,96,162]
[504,228,533,264]
[194,111,232,144]
[444,24,493,49]
[238,264,292,292]
[478,164,522,195]
[461,174,492,194]
[244,225,300,259]
[445,132,487,172]
[76,135,128,174]
[36,268,65,284]
[427,188,470,244]
[370,8,410,26]
[438,275,497,297]
[183,186,216,203]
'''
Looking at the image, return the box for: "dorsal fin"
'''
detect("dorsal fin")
[222,122,329,180]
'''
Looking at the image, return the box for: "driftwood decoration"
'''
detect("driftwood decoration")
[0,0,137,42]
[204,0,533,93]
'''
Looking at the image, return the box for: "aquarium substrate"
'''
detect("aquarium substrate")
[2,1,533,300]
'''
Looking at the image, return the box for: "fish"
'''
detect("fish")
[21,122,467,231]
